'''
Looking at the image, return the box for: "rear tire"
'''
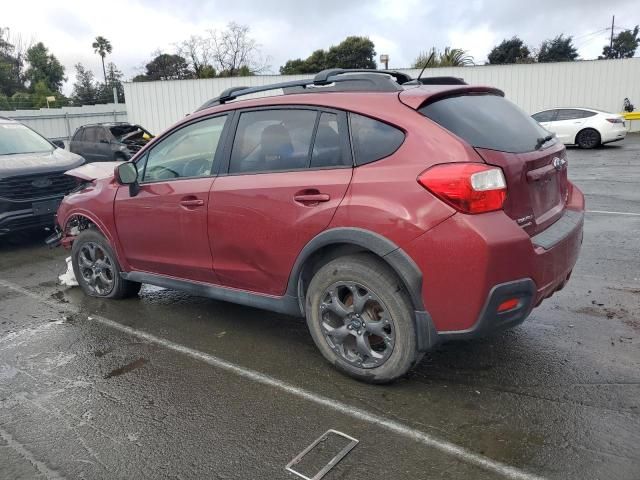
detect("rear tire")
[305,254,421,383]
[576,128,600,149]
[71,228,141,299]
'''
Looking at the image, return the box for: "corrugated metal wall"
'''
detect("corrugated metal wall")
[123,58,640,134]
[0,104,128,140]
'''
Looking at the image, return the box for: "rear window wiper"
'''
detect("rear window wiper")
[535,134,555,150]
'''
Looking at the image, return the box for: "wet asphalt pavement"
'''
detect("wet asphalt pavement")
[0,136,639,480]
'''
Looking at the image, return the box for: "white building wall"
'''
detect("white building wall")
[0,104,127,140]
[123,58,640,134]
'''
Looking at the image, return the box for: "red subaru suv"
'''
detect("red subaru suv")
[52,70,584,383]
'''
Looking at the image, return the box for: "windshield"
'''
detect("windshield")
[0,123,53,155]
[419,93,552,153]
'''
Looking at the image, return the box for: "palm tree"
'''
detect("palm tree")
[439,47,474,67]
[92,36,112,84]
[412,47,475,68]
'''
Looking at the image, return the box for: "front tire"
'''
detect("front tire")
[576,128,601,149]
[71,228,141,299]
[305,254,421,383]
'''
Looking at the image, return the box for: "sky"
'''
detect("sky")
[2,0,639,95]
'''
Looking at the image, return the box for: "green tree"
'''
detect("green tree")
[31,80,58,108]
[439,47,474,66]
[92,36,112,84]
[71,63,99,105]
[98,62,125,103]
[600,25,640,59]
[413,47,474,68]
[0,94,10,110]
[0,27,26,97]
[24,42,65,92]
[10,91,32,109]
[412,48,440,68]
[537,35,578,62]
[133,53,192,81]
[279,58,309,74]
[325,36,376,69]
[487,37,532,64]
[279,36,375,74]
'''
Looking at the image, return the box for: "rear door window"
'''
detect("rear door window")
[84,127,98,143]
[229,109,317,174]
[556,109,596,120]
[310,112,349,168]
[349,113,405,165]
[95,127,109,143]
[532,110,557,122]
[419,94,549,153]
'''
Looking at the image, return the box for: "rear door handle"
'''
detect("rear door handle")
[180,198,205,207]
[294,193,331,204]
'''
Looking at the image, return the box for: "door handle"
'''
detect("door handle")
[180,198,205,207]
[294,193,331,205]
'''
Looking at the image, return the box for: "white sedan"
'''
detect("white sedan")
[531,108,627,149]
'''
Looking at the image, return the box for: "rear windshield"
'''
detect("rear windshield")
[419,94,550,153]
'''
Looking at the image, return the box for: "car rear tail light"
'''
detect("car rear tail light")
[606,118,624,123]
[417,163,507,214]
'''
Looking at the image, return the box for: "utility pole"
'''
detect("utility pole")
[610,15,615,51]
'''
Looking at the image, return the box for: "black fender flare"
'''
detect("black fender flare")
[286,227,436,351]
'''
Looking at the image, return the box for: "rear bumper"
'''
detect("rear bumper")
[404,183,585,336]
[601,126,627,144]
[438,279,536,340]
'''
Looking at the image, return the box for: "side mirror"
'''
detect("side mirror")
[114,162,140,196]
[52,140,65,149]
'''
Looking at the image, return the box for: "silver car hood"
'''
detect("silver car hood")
[0,148,85,179]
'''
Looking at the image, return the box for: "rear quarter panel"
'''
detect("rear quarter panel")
[330,108,483,248]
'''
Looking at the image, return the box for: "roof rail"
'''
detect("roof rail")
[197,69,406,111]
[196,70,468,111]
[313,68,413,85]
[404,76,467,85]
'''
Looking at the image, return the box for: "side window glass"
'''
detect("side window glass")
[533,110,555,122]
[578,110,597,118]
[229,109,317,174]
[95,128,109,143]
[141,115,227,183]
[72,129,84,141]
[310,112,348,168]
[84,127,97,142]
[556,109,582,121]
[349,113,405,165]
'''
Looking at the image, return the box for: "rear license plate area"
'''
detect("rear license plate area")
[530,175,561,218]
[32,199,61,216]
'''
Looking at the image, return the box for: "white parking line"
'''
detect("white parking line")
[587,210,640,216]
[0,279,546,480]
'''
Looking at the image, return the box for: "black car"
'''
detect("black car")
[69,122,153,162]
[0,117,84,236]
